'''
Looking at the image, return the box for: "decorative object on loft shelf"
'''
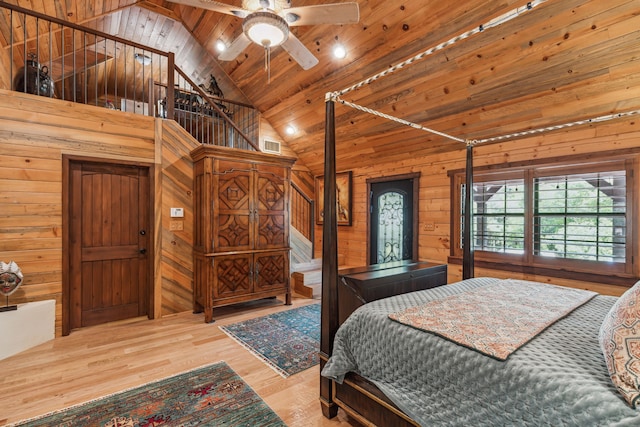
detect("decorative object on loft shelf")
[13,53,55,98]
[199,74,225,98]
[315,171,352,226]
[0,261,23,312]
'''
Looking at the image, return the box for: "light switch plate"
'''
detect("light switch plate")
[170,207,184,218]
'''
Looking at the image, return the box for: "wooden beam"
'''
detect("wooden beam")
[136,1,182,22]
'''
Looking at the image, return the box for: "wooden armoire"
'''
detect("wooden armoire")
[190,145,296,323]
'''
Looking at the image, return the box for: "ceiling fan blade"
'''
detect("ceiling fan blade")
[166,0,249,18]
[281,33,319,70]
[284,2,359,26]
[218,33,252,61]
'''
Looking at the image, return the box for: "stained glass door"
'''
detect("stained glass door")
[369,178,416,265]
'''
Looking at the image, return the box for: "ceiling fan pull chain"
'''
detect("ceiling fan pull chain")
[265,46,271,84]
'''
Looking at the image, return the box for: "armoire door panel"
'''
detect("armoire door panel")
[217,213,251,250]
[255,165,288,250]
[216,171,251,211]
[213,255,253,298]
[256,172,286,212]
[214,167,252,251]
[254,251,289,292]
[257,214,287,249]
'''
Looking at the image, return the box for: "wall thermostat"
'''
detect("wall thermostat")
[170,207,184,218]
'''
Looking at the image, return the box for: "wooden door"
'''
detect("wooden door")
[368,176,419,265]
[67,160,151,332]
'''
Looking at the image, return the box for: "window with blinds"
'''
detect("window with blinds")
[462,179,525,253]
[452,156,634,277]
[534,170,626,263]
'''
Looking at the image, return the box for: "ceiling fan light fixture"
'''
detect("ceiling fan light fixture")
[243,11,289,47]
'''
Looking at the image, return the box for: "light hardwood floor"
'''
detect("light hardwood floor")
[0,296,359,426]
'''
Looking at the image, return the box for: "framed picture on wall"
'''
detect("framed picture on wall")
[315,171,352,226]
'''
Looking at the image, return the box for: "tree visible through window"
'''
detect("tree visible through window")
[452,157,634,276]
[534,171,626,262]
[468,179,525,254]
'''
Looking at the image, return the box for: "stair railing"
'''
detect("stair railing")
[291,182,315,254]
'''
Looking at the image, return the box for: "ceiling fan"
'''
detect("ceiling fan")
[167,0,359,70]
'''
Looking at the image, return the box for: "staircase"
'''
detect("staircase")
[290,227,312,265]
[290,225,318,298]
[291,258,323,299]
[290,255,350,299]
[290,226,348,299]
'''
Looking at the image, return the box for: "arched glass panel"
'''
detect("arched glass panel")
[377,191,404,263]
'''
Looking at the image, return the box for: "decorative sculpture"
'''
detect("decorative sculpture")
[0,261,23,312]
[13,53,56,98]
[198,74,224,98]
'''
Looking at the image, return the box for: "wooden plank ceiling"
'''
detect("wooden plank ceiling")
[2,0,639,176]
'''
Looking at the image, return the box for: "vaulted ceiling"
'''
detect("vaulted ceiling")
[3,0,640,176]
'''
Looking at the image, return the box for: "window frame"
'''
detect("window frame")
[449,154,638,282]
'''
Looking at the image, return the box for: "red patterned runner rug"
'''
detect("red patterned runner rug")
[8,361,285,426]
[389,279,597,360]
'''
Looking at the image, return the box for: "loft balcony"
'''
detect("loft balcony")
[0,1,260,152]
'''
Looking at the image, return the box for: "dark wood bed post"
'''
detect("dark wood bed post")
[462,142,475,279]
[320,96,340,418]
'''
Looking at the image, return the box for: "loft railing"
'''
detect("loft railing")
[0,0,259,151]
[0,1,171,112]
[161,69,260,151]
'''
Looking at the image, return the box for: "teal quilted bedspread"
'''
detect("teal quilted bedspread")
[321,277,640,426]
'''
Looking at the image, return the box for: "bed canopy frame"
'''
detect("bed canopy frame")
[319,0,640,421]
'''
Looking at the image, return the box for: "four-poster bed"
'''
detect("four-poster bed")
[318,1,640,425]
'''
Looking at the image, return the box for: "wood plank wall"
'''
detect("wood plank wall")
[259,116,298,159]
[158,120,198,315]
[0,41,10,90]
[314,118,640,297]
[0,89,199,336]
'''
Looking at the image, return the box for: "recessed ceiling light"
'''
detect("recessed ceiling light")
[333,44,347,59]
[285,125,296,135]
[215,39,227,52]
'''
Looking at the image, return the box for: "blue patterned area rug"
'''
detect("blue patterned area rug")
[9,361,285,427]
[220,303,320,378]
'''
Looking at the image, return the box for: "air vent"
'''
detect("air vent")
[263,140,281,154]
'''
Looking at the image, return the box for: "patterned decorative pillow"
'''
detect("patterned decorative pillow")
[599,280,640,408]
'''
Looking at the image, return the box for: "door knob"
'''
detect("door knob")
[139,248,147,254]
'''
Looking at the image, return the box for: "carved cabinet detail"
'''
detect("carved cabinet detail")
[191,145,296,323]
